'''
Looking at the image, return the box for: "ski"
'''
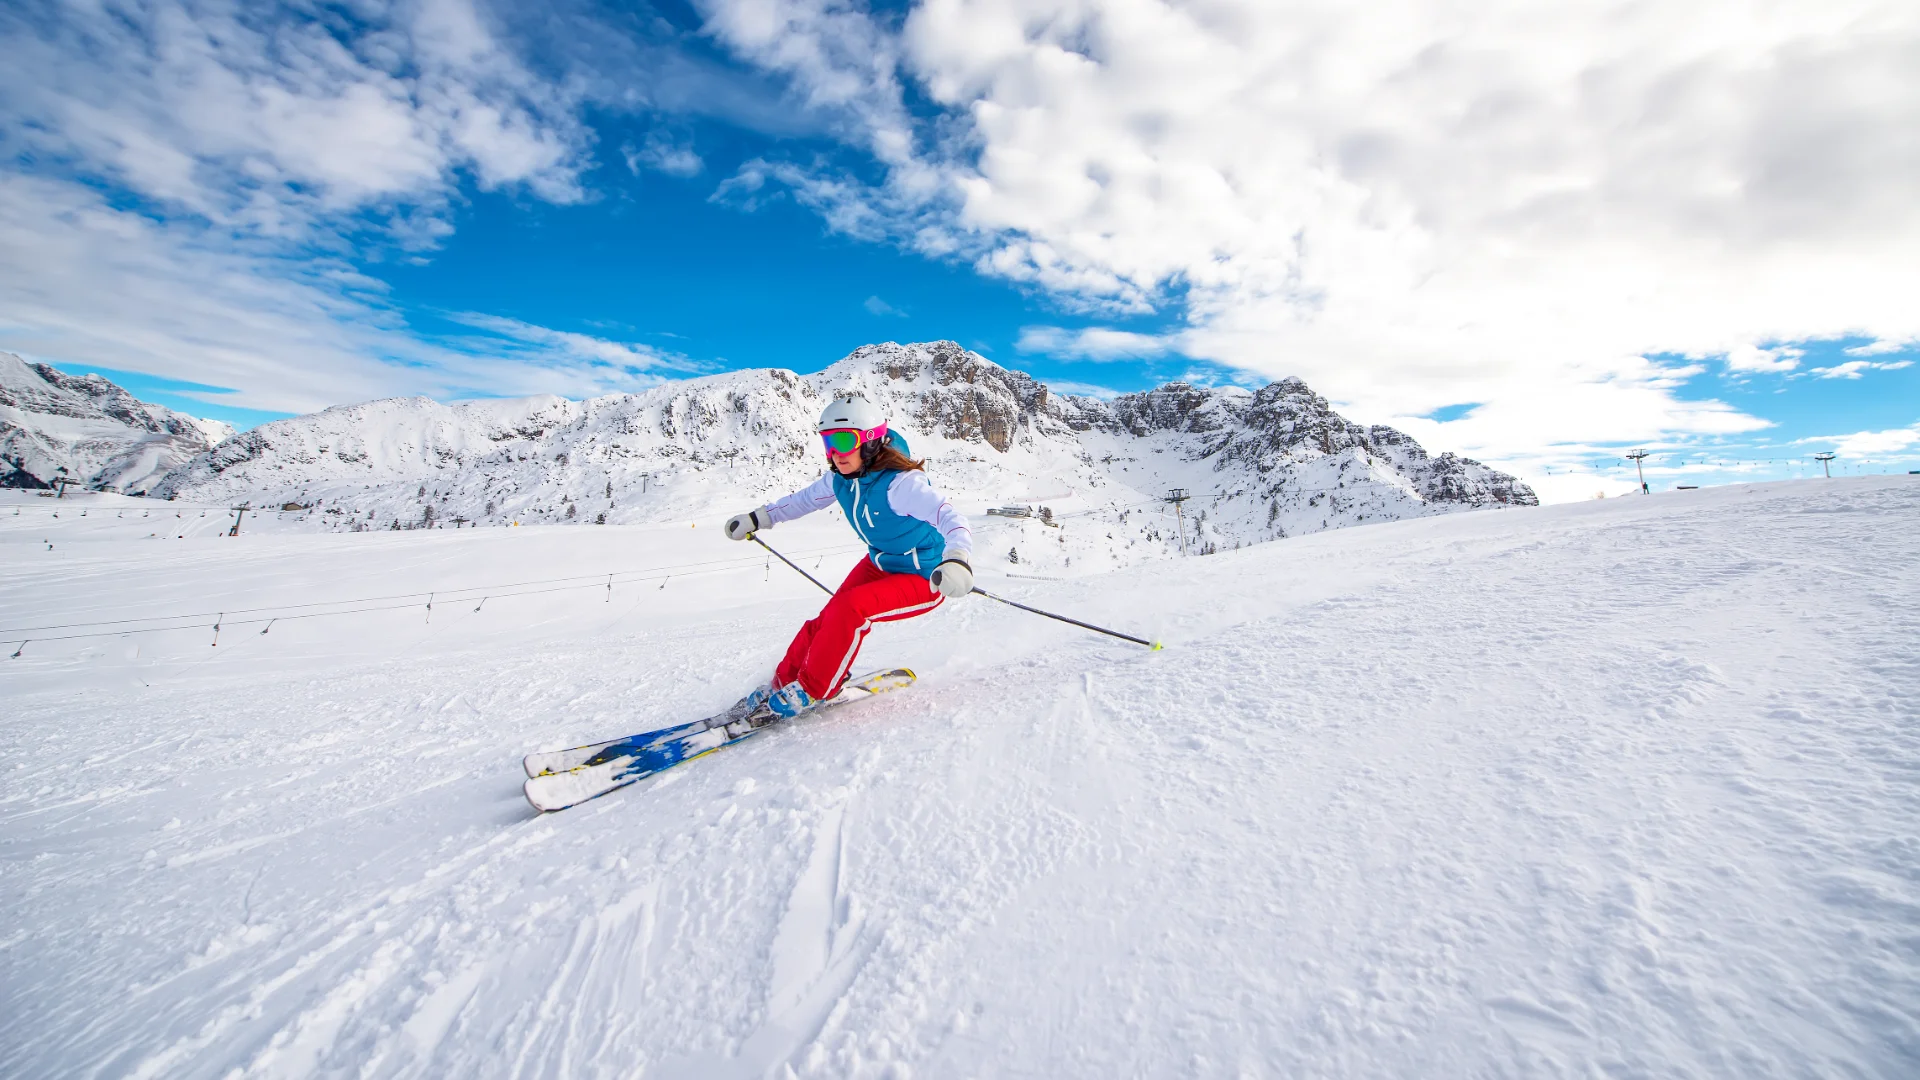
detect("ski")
[522,668,915,812]
[523,714,729,779]
[522,724,746,813]
[522,668,914,778]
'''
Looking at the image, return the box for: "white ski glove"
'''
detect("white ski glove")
[930,556,973,599]
[725,508,771,541]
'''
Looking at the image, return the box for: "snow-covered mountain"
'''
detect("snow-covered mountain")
[153,341,1534,569]
[0,351,235,493]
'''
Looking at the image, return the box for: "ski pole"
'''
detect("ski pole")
[970,587,1162,649]
[755,536,1161,649]
[752,534,833,595]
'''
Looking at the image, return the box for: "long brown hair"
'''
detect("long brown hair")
[858,438,925,474]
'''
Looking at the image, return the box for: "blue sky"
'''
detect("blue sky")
[374,166,1219,397]
[5,0,1917,501]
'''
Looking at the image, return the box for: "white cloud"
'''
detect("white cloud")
[1810,358,1912,379]
[864,295,907,317]
[1381,352,1769,489]
[443,312,686,372]
[711,157,898,240]
[624,133,705,177]
[693,0,929,182]
[1040,379,1125,400]
[4,0,592,238]
[1016,325,1173,361]
[1844,338,1915,356]
[1724,344,1802,374]
[0,173,669,414]
[1813,360,1871,380]
[1808,424,1920,457]
[698,0,1920,457]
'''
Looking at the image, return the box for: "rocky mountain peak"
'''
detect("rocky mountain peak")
[1089,381,1249,437]
[822,340,1051,452]
[1237,377,1371,454]
[1,352,234,492]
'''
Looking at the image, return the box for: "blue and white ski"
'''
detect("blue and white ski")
[522,668,914,812]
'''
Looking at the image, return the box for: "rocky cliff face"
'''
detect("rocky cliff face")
[149,341,1535,567]
[1038,372,1531,512]
[0,352,235,492]
[823,341,1061,453]
[1091,376,1529,509]
[1366,424,1535,507]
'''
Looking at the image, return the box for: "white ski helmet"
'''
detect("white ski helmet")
[816,394,888,439]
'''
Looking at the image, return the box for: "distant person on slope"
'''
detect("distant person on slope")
[723,394,973,718]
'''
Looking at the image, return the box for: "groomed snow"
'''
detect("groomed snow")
[2,478,1916,1078]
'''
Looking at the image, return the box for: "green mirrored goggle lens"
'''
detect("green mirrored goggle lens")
[821,429,862,454]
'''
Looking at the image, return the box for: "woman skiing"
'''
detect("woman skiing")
[725,394,974,717]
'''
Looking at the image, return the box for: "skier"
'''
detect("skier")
[724,394,973,718]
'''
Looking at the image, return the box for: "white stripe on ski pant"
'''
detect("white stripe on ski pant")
[828,594,942,694]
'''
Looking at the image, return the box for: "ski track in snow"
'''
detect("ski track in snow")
[2,479,1917,1077]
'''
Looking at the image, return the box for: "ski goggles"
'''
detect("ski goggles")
[820,425,886,454]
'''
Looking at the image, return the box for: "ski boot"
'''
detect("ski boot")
[766,681,820,719]
[738,680,776,714]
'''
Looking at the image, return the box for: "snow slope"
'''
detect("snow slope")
[150,342,1534,573]
[2,477,1915,1078]
[0,351,235,493]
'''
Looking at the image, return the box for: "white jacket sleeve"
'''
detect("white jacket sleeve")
[761,473,837,525]
[886,471,973,559]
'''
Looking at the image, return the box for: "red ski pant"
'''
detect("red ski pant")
[776,558,941,700]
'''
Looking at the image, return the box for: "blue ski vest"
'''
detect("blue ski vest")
[832,433,946,578]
